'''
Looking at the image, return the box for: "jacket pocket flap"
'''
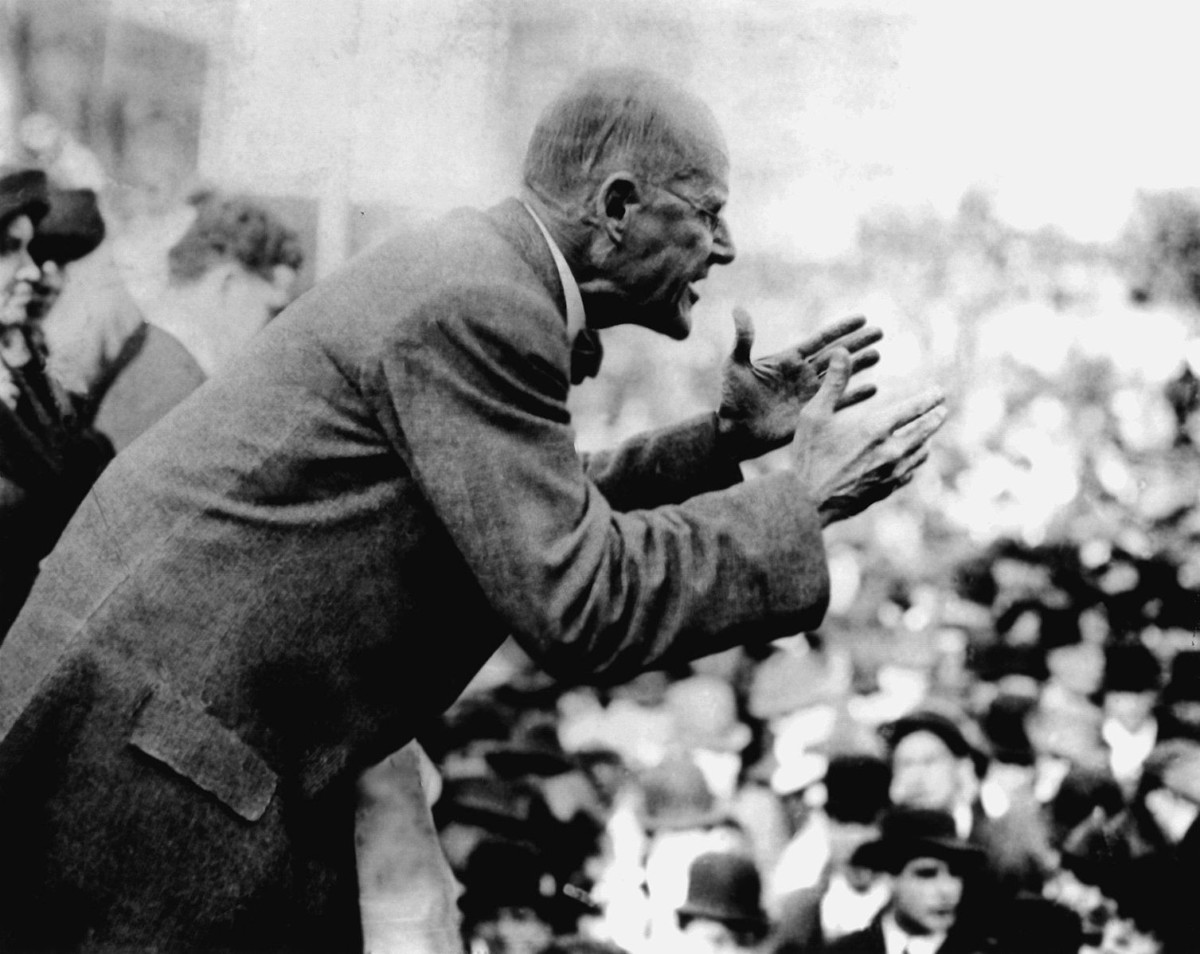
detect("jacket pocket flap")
[129,685,277,822]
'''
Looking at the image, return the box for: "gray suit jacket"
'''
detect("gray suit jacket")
[0,199,829,952]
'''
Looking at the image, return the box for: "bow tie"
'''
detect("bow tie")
[570,328,603,384]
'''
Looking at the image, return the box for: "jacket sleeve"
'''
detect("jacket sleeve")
[370,282,829,682]
[580,413,744,511]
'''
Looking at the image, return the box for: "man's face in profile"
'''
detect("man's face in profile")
[612,165,735,341]
[584,115,736,342]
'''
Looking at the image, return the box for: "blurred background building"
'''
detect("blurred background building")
[2,0,1197,663]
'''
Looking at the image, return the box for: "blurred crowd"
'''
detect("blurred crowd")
[421,531,1200,954]
[3,126,1200,954]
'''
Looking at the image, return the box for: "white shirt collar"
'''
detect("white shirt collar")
[521,200,586,341]
[1103,716,1158,784]
[952,802,974,840]
[881,912,947,954]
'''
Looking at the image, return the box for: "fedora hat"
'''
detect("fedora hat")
[676,851,768,934]
[856,806,983,875]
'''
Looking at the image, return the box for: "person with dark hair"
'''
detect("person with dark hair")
[25,186,106,326]
[826,808,988,954]
[0,69,945,953]
[0,169,114,635]
[88,193,303,450]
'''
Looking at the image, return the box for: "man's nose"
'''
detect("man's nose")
[710,218,736,265]
[15,251,41,283]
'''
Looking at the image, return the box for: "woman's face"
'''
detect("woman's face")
[1,215,40,327]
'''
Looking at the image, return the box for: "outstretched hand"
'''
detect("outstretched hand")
[716,308,882,461]
[791,348,947,527]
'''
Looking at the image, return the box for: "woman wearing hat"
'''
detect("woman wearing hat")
[0,167,49,397]
[0,167,114,636]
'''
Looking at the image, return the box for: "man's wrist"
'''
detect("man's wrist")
[715,410,758,464]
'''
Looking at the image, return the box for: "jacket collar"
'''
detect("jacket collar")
[485,197,571,325]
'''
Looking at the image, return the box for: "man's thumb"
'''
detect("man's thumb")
[815,347,851,412]
[731,307,754,364]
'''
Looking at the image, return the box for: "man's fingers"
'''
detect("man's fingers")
[811,327,883,368]
[834,383,876,411]
[891,404,948,454]
[893,446,930,482]
[850,349,880,375]
[812,347,851,415]
[731,307,755,364]
[797,314,869,355]
[887,387,947,432]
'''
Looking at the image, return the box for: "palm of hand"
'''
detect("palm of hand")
[719,348,821,454]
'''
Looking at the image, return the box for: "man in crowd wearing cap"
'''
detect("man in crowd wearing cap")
[883,709,1052,905]
[0,69,946,952]
[0,170,114,634]
[825,807,987,954]
[677,851,773,954]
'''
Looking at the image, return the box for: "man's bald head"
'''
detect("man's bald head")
[522,69,728,208]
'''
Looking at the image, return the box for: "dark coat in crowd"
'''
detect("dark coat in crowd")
[824,914,986,954]
[90,319,206,452]
[0,199,831,952]
[1064,801,1200,953]
[0,348,113,634]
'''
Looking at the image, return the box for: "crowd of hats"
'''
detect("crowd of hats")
[418,519,1199,952]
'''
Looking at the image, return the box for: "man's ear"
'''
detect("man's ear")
[594,173,642,243]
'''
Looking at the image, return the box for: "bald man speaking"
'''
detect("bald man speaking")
[0,70,945,952]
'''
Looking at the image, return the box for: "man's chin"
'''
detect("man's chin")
[583,289,694,339]
[641,291,695,340]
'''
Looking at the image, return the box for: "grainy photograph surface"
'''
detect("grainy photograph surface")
[1,3,1199,953]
